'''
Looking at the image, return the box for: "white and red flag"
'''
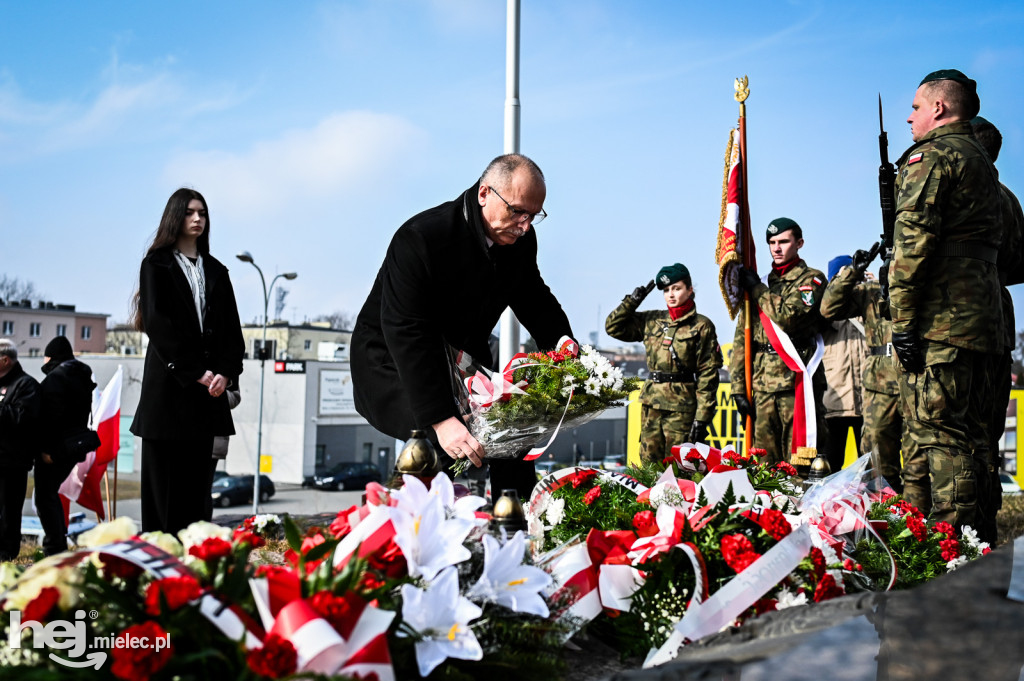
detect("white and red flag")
[716,127,750,320]
[60,366,122,520]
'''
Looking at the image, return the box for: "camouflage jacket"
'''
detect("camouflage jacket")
[998,184,1024,351]
[820,265,899,395]
[605,298,722,421]
[889,120,1003,354]
[731,259,828,394]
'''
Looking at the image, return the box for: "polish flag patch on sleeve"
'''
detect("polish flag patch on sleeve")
[812,277,823,286]
[907,152,924,165]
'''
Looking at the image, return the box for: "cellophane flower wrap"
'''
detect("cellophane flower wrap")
[452,338,642,463]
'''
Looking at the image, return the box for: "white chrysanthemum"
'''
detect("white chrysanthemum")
[775,588,808,609]
[579,347,599,370]
[959,525,988,553]
[946,555,970,571]
[545,498,565,526]
[251,514,281,532]
[584,377,602,396]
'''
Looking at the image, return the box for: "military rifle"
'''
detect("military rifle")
[877,94,898,301]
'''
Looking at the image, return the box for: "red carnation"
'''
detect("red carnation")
[329,505,360,538]
[749,448,768,459]
[905,515,928,542]
[940,538,961,562]
[773,461,798,477]
[812,573,844,602]
[753,598,778,615]
[232,528,266,548]
[583,486,602,505]
[247,633,298,678]
[22,586,59,623]
[110,621,173,681]
[310,590,353,630]
[366,538,407,579]
[760,508,792,541]
[572,469,598,487]
[721,533,760,573]
[188,536,233,562]
[145,574,201,616]
[932,521,956,539]
[632,510,657,537]
[890,500,924,518]
[808,547,826,579]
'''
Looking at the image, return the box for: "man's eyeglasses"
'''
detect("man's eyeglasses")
[487,186,547,225]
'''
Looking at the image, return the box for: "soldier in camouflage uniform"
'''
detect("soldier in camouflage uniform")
[971,116,1024,542]
[605,263,722,463]
[887,69,1003,532]
[821,254,904,494]
[732,218,829,466]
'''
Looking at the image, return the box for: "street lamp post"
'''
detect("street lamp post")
[236,251,297,516]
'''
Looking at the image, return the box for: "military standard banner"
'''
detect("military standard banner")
[716,127,746,320]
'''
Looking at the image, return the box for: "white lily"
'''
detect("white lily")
[399,567,483,677]
[466,531,551,617]
[393,473,487,524]
[391,495,472,581]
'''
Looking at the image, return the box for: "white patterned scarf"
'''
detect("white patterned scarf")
[173,250,207,331]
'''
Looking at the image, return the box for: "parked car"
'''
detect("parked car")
[535,460,562,479]
[602,454,627,472]
[211,474,276,508]
[22,512,96,545]
[1000,472,1023,495]
[212,469,230,483]
[311,462,382,491]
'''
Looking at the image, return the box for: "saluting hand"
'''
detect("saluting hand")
[629,280,656,304]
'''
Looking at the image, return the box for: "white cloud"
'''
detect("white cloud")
[161,110,427,218]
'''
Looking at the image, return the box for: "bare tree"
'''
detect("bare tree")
[0,275,41,303]
[312,310,355,331]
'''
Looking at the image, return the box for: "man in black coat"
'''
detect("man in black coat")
[36,336,96,556]
[0,338,40,560]
[352,154,574,498]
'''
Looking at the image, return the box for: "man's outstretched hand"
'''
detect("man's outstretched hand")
[433,416,485,468]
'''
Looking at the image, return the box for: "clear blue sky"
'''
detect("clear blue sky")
[2,1,1023,349]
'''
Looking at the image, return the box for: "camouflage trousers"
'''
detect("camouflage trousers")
[640,404,695,464]
[752,386,828,467]
[861,388,904,493]
[897,342,991,531]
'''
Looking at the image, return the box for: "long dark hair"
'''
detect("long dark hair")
[130,188,212,331]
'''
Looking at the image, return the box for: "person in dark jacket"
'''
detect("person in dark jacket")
[0,338,40,560]
[35,335,96,555]
[129,188,244,534]
[352,154,573,498]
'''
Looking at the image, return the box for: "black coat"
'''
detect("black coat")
[351,182,573,440]
[0,361,40,470]
[129,248,244,441]
[39,359,96,462]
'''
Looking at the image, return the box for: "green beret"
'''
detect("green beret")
[656,263,690,290]
[919,69,980,119]
[766,217,802,242]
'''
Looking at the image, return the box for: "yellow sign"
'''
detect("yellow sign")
[259,455,273,474]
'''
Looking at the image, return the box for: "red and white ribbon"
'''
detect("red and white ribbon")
[757,293,824,450]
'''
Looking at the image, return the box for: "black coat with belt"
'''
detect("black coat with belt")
[129,248,244,441]
[351,181,573,440]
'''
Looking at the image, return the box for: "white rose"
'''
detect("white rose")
[178,521,232,552]
[77,516,138,548]
[139,531,184,557]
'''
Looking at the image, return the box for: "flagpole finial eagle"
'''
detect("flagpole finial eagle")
[734,76,749,104]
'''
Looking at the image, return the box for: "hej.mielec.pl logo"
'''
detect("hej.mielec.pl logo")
[8,608,170,669]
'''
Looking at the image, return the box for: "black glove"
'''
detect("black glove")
[878,255,891,300]
[738,266,761,292]
[629,280,656,304]
[891,330,924,373]
[733,393,755,422]
[689,420,710,443]
[852,241,882,276]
